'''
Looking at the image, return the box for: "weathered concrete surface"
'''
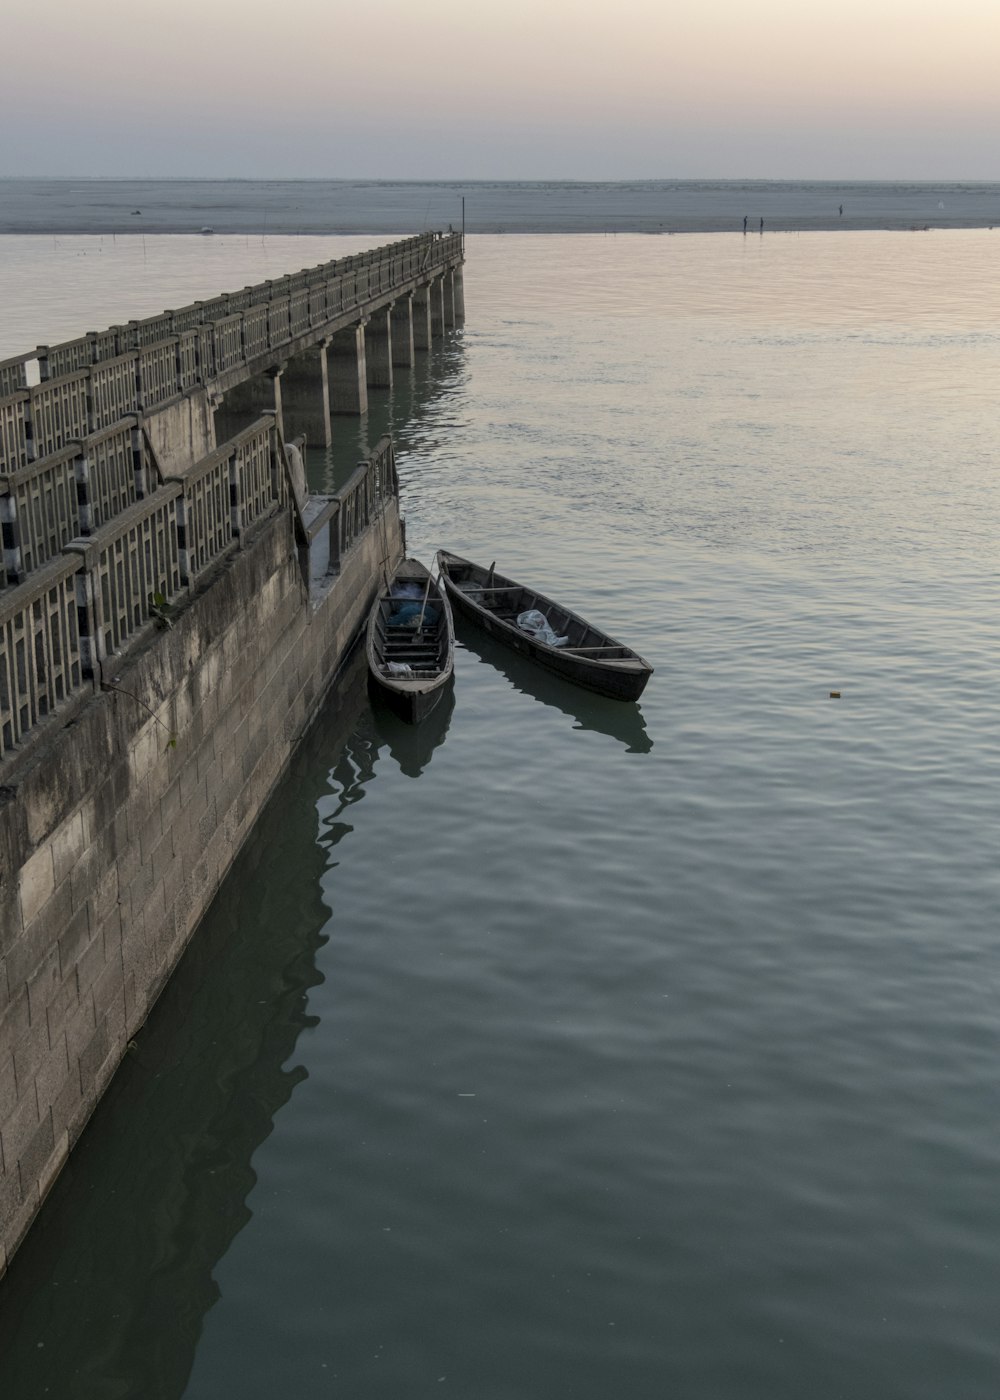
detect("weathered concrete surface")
[391,297,415,368]
[365,310,393,390]
[0,501,402,1275]
[144,390,216,476]
[283,343,331,448]
[411,287,433,351]
[329,323,368,416]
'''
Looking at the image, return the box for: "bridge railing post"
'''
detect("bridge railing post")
[227,448,243,544]
[328,504,342,576]
[62,538,105,685]
[0,554,88,757]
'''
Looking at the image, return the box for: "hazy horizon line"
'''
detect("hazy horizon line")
[4,174,1000,187]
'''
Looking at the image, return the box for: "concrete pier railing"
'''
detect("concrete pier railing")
[1,419,153,588]
[0,421,401,759]
[0,418,282,755]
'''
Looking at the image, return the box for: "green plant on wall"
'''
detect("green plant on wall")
[149,592,174,629]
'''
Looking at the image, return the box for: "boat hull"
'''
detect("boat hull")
[366,558,455,724]
[368,670,451,724]
[437,551,652,702]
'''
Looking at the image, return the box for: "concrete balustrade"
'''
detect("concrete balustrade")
[0,422,158,587]
[0,417,409,760]
[0,394,30,473]
[300,437,398,579]
[0,447,79,585]
[0,554,83,748]
[90,357,136,436]
[65,490,184,666]
[0,415,292,752]
[0,357,29,397]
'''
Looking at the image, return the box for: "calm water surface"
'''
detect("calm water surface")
[1,232,999,1398]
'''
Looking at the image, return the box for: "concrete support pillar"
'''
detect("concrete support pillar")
[441,267,466,328]
[213,365,284,444]
[329,320,368,415]
[430,277,446,339]
[365,309,393,390]
[412,285,433,351]
[282,339,331,447]
[452,264,466,324]
[391,296,415,367]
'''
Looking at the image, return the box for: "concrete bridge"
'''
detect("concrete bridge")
[1,230,464,576]
[0,232,464,1275]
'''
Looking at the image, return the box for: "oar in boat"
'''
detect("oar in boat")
[413,570,434,635]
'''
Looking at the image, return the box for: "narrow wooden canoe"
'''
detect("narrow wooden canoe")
[436,550,652,702]
[366,558,455,723]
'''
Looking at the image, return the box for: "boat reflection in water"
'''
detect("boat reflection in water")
[370,684,456,777]
[454,617,653,754]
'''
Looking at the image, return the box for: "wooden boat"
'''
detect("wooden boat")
[436,550,652,702]
[366,558,455,723]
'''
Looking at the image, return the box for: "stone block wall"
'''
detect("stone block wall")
[0,501,401,1273]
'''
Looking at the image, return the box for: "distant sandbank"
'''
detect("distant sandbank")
[1,178,999,236]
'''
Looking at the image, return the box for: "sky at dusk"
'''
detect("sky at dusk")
[2,0,999,180]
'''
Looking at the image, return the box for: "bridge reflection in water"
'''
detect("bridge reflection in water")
[305,328,469,496]
[0,647,444,1398]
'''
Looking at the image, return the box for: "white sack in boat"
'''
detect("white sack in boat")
[516,610,569,647]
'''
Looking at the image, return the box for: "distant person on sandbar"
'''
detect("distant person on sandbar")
[743,215,748,233]
[760,217,764,233]
[839,204,843,217]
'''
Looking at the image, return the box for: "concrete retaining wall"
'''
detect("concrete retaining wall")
[0,501,401,1274]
